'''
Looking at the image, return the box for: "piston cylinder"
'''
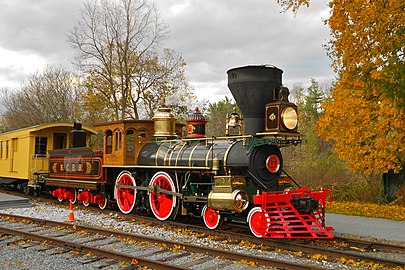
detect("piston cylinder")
[208,189,249,212]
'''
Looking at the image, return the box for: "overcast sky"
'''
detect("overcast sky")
[0,0,335,103]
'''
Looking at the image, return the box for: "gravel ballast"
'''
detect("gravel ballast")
[0,200,387,269]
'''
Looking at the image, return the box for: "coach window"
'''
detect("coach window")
[105,130,113,154]
[138,129,146,141]
[0,141,3,159]
[115,130,122,151]
[53,133,67,149]
[35,137,47,156]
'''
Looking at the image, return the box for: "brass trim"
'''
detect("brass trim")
[255,131,302,137]
[188,142,201,167]
[204,143,214,168]
[155,141,166,166]
[175,142,188,167]
[168,142,181,166]
[223,140,239,175]
[163,141,172,166]
[102,164,211,170]
[151,135,251,143]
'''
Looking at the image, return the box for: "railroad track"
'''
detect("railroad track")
[0,213,327,270]
[1,189,405,268]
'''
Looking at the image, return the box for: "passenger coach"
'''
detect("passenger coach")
[0,123,96,194]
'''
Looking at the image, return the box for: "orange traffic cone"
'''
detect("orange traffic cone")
[65,200,76,222]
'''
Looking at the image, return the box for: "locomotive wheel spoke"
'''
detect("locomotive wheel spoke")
[115,171,137,214]
[149,172,177,221]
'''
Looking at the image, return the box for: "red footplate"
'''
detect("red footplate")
[252,187,334,239]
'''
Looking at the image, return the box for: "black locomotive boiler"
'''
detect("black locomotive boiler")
[44,65,333,239]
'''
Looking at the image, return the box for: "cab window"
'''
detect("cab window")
[35,137,48,156]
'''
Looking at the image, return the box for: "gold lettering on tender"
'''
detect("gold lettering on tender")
[52,163,58,173]
[86,162,92,174]
[72,163,76,172]
[60,164,64,172]
[66,163,70,172]
[78,163,83,172]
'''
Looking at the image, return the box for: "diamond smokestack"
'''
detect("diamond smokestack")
[227,65,283,135]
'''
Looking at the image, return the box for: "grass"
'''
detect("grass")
[327,201,405,221]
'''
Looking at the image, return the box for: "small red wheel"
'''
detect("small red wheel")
[98,195,108,210]
[202,205,221,230]
[247,207,269,238]
[148,172,177,221]
[82,200,90,207]
[115,171,137,214]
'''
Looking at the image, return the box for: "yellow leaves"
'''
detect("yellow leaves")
[291,251,303,256]
[310,253,328,261]
[237,259,257,267]
[86,251,94,257]
[318,81,405,174]
[171,244,184,252]
[349,246,365,252]
[316,0,405,175]
[328,201,405,221]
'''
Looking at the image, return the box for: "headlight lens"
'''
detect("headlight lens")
[281,107,298,130]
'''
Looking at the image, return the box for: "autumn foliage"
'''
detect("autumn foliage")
[318,78,405,174]
[279,0,405,175]
[319,0,405,174]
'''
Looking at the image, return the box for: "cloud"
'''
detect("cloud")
[0,0,335,103]
[156,0,335,101]
[0,0,82,63]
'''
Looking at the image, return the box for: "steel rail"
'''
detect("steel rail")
[1,190,404,268]
[0,224,184,270]
[0,213,321,270]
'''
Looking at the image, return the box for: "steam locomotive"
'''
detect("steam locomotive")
[2,65,334,238]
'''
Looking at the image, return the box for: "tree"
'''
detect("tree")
[0,67,84,131]
[278,0,405,174]
[205,97,240,137]
[318,78,405,174]
[68,0,194,121]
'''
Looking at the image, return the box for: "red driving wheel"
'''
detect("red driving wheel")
[114,171,137,214]
[148,172,177,221]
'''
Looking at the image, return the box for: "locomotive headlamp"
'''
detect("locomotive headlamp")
[281,107,298,130]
